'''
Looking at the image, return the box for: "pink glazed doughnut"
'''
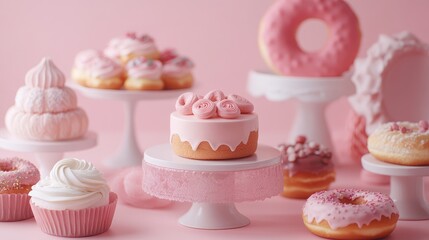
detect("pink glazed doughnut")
[303,189,399,239]
[0,157,40,194]
[259,0,361,77]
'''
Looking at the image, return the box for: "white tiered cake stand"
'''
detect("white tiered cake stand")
[248,70,354,151]
[143,144,283,229]
[0,129,97,178]
[70,83,189,168]
[362,154,429,220]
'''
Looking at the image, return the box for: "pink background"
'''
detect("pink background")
[1,0,429,144]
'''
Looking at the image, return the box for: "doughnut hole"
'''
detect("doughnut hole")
[339,196,366,205]
[296,19,329,53]
[0,163,16,172]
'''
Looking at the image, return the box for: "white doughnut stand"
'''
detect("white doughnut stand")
[70,83,188,168]
[362,154,429,220]
[0,129,97,178]
[248,70,355,151]
[143,144,282,229]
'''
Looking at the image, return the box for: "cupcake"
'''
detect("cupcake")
[278,136,335,199]
[29,158,117,237]
[0,157,40,221]
[71,49,103,86]
[124,57,164,90]
[85,55,124,89]
[161,56,194,89]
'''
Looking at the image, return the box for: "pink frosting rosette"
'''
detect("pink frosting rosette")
[175,92,200,115]
[216,99,241,119]
[192,99,217,119]
[227,94,254,114]
[204,90,226,102]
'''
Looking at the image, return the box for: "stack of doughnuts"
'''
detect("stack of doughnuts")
[170,90,258,160]
[278,136,335,199]
[72,32,194,91]
[368,120,429,166]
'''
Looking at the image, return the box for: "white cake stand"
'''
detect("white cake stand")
[70,83,189,168]
[0,129,97,178]
[143,144,283,229]
[362,154,429,220]
[248,70,355,151]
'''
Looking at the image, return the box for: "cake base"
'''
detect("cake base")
[171,131,258,160]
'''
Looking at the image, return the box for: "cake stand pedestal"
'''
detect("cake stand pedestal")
[70,83,188,168]
[0,129,97,178]
[248,70,354,151]
[143,144,283,229]
[362,154,429,220]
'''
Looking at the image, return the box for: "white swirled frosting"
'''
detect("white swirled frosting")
[29,158,110,210]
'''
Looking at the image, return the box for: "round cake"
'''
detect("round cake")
[170,90,258,160]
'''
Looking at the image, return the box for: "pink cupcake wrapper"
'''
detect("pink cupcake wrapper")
[31,192,118,237]
[0,193,33,222]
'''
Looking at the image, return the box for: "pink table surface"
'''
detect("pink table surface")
[0,131,428,240]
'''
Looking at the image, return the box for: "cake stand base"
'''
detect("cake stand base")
[362,154,429,220]
[179,203,250,229]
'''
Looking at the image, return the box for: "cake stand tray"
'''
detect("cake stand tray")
[0,129,97,178]
[362,154,429,220]
[143,144,283,229]
[70,82,189,168]
[248,70,354,151]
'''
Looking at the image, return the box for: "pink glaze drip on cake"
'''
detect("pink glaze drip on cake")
[170,112,258,151]
[278,136,333,176]
[0,157,40,193]
[303,189,398,230]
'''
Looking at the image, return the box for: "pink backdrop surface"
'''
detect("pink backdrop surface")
[1,0,429,142]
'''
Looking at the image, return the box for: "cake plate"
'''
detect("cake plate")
[248,70,354,151]
[143,144,283,229]
[362,154,429,220]
[0,129,97,178]
[70,83,188,168]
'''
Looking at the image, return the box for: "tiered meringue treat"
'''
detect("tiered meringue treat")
[278,136,335,199]
[0,157,40,221]
[368,121,429,166]
[124,57,164,90]
[5,58,88,141]
[29,158,117,237]
[171,90,258,160]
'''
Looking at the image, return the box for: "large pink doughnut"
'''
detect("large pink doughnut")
[0,157,40,193]
[259,0,361,77]
[5,106,88,141]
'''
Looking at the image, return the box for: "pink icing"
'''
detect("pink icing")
[0,157,40,192]
[104,37,123,60]
[118,32,158,56]
[204,90,226,102]
[216,99,240,119]
[88,56,122,79]
[162,56,194,77]
[192,99,217,119]
[227,94,254,114]
[126,57,162,79]
[25,58,65,89]
[175,92,199,115]
[170,112,258,151]
[160,49,179,63]
[303,189,398,230]
[259,0,360,77]
[74,49,102,70]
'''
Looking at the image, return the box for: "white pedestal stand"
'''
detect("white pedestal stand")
[362,154,429,220]
[71,83,188,168]
[143,144,282,229]
[248,70,354,151]
[0,129,97,178]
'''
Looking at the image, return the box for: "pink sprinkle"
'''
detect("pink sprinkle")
[295,135,307,144]
[400,126,408,134]
[419,120,429,132]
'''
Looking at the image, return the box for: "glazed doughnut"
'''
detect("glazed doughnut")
[278,136,335,199]
[303,189,399,240]
[0,157,40,194]
[259,0,361,77]
[368,121,429,166]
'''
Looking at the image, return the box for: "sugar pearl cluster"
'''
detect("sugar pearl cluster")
[175,90,254,119]
[390,120,429,133]
[278,135,331,164]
